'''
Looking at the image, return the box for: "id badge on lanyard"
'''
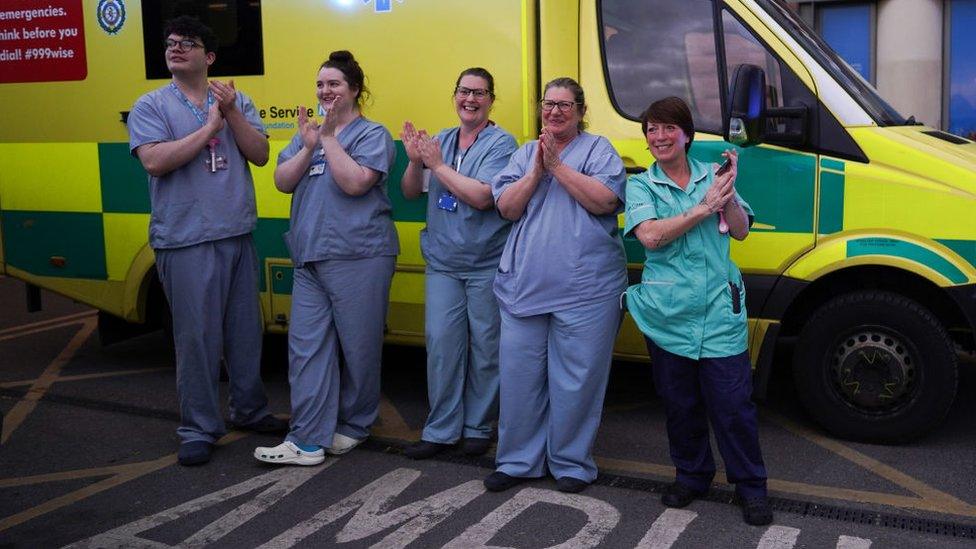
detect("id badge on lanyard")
[309,152,326,176]
[169,83,227,173]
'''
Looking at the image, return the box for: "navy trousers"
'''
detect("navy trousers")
[645,338,768,499]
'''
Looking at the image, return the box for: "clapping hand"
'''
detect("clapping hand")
[319,97,340,139]
[416,132,443,170]
[209,80,238,113]
[400,121,423,163]
[539,127,561,171]
[205,101,224,136]
[297,106,319,150]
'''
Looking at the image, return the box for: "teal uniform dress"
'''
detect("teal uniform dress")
[624,157,768,499]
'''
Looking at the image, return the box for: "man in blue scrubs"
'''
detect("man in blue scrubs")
[128,16,285,466]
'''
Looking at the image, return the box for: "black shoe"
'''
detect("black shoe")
[403,440,451,460]
[484,472,527,492]
[460,437,491,456]
[740,496,773,526]
[661,482,705,508]
[178,441,213,466]
[234,414,289,434]
[556,476,590,493]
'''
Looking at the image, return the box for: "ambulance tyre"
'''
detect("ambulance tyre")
[792,290,957,443]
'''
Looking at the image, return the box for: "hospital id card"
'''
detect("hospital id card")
[436,191,458,212]
[309,159,326,176]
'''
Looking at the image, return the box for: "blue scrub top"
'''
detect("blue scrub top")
[624,157,755,360]
[422,124,518,272]
[128,85,266,250]
[491,132,627,317]
[279,116,398,267]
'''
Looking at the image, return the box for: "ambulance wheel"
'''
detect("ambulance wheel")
[792,290,957,443]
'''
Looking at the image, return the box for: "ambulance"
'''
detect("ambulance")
[1,0,974,443]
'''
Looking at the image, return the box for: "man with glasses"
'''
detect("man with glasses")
[128,15,285,467]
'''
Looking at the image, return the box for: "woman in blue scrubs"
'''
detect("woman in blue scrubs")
[254,50,397,466]
[623,96,771,525]
[399,68,518,459]
[485,77,627,494]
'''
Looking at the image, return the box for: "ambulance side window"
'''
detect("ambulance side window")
[600,0,723,133]
[141,1,264,80]
[721,9,808,143]
[722,10,786,110]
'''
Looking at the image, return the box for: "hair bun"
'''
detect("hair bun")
[329,50,355,63]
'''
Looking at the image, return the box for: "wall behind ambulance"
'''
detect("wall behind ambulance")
[789,0,976,139]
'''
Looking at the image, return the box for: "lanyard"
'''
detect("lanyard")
[451,124,490,173]
[169,82,215,126]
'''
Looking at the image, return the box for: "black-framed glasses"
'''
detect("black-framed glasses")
[540,100,578,113]
[165,38,204,51]
[455,86,491,99]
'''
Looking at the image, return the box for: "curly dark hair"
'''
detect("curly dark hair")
[163,15,217,53]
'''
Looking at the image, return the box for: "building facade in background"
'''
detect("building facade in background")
[790,0,976,139]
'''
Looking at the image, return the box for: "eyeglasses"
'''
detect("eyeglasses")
[540,100,579,113]
[165,38,204,51]
[455,86,490,99]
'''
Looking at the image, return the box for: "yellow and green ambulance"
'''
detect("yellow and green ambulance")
[1,0,974,442]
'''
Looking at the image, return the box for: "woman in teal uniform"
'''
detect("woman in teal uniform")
[254,51,397,465]
[399,68,517,459]
[624,96,772,525]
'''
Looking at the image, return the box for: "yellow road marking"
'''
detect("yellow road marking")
[597,456,974,516]
[373,394,421,441]
[366,397,976,518]
[0,310,95,341]
[0,368,170,389]
[0,432,248,533]
[766,411,976,517]
[1,317,97,445]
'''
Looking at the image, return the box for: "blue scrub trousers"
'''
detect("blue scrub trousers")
[645,337,768,499]
[421,268,500,444]
[495,295,622,483]
[155,234,270,444]
[285,256,395,448]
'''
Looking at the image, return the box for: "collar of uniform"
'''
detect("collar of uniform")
[646,157,709,190]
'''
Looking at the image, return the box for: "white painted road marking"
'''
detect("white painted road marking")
[58,463,886,549]
[837,535,872,549]
[443,487,621,549]
[64,462,332,548]
[757,525,801,549]
[635,508,698,548]
[260,467,484,548]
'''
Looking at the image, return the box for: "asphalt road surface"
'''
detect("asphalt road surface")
[2,274,976,548]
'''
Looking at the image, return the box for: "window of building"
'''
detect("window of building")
[818,3,873,82]
[790,1,874,84]
[141,0,264,80]
[947,0,976,139]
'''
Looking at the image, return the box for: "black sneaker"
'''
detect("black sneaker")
[403,440,451,460]
[460,437,491,456]
[740,496,773,526]
[178,441,213,466]
[661,482,705,508]
[556,476,590,493]
[484,472,527,492]
[234,414,289,434]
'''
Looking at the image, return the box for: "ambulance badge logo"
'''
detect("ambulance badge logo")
[362,0,404,13]
[97,0,126,35]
